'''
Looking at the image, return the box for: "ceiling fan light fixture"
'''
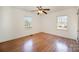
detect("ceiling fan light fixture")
[38,10,43,14]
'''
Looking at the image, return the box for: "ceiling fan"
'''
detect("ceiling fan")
[32,6,50,15]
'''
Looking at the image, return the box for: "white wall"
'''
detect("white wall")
[41,8,78,40]
[0,7,41,42]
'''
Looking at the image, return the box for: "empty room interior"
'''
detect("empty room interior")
[0,6,79,52]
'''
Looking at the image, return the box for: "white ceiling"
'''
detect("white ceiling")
[14,6,78,13]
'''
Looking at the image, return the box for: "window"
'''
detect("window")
[57,16,68,30]
[24,16,32,29]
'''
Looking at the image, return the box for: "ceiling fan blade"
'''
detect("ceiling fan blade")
[40,6,42,9]
[37,13,40,15]
[37,6,42,10]
[43,9,50,11]
[37,6,41,9]
[43,11,47,14]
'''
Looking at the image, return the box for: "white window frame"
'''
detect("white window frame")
[57,15,68,30]
[24,16,32,29]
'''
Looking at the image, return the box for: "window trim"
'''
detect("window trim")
[56,15,68,30]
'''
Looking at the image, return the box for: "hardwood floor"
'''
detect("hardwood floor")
[0,32,79,52]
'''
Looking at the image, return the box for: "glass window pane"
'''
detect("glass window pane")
[24,16,32,29]
[57,16,68,30]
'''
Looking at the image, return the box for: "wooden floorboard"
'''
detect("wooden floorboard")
[0,32,79,52]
